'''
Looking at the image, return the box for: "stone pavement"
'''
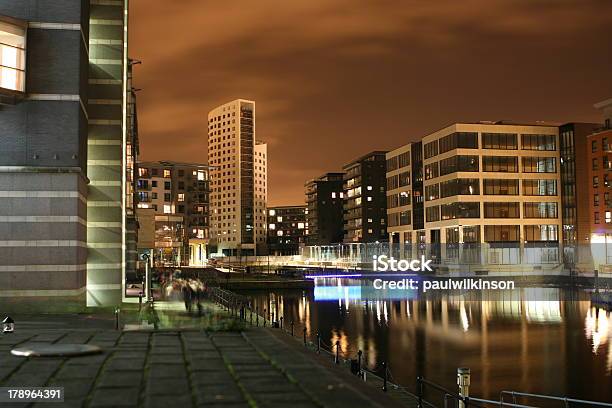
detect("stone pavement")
[0,327,410,408]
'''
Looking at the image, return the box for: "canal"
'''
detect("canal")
[243,278,612,403]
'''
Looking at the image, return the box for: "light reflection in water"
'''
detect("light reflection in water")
[245,278,612,402]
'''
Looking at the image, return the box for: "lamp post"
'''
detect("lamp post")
[2,316,15,334]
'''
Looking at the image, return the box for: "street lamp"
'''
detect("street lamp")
[2,316,15,333]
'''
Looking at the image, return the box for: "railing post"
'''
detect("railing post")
[357,350,362,377]
[444,393,451,408]
[334,340,340,364]
[417,376,423,408]
[250,308,253,325]
[280,316,284,330]
[138,292,143,311]
[317,332,321,354]
[382,361,387,392]
[303,327,307,345]
[114,307,120,330]
[256,308,259,327]
[291,321,294,336]
[457,367,471,408]
[263,308,267,327]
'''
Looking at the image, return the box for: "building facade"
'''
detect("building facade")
[387,122,563,269]
[305,173,345,245]
[587,99,612,268]
[343,151,388,243]
[0,1,133,306]
[267,206,307,255]
[136,161,210,266]
[208,99,267,256]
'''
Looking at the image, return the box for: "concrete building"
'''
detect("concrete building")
[0,1,134,306]
[267,205,307,255]
[387,122,563,268]
[208,99,267,256]
[305,173,345,245]
[136,161,211,266]
[343,151,388,243]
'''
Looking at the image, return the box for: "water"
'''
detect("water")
[243,278,612,404]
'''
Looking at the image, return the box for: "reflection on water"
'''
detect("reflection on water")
[245,278,612,402]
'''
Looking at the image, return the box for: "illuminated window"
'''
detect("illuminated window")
[178,193,185,202]
[297,222,305,229]
[163,205,172,214]
[331,192,336,198]
[163,169,171,178]
[277,230,284,236]
[367,196,372,201]
[269,209,276,216]
[277,216,283,222]
[197,170,206,181]
[269,223,276,230]
[0,18,26,93]
[606,211,611,224]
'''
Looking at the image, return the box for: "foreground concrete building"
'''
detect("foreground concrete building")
[0,1,134,305]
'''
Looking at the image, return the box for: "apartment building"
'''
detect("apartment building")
[0,1,133,306]
[343,151,388,243]
[267,206,307,255]
[136,161,210,266]
[305,173,345,245]
[387,122,563,267]
[208,99,267,256]
[587,98,612,268]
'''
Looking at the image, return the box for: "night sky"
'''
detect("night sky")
[130,0,612,206]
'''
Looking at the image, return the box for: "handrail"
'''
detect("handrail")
[470,397,534,408]
[500,391,612,408]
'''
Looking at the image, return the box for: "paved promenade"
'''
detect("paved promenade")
[0,319,409,408]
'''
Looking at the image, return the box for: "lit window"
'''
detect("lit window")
[277,230,284,236]
[606,211,611,224]
[269,223,276,230]
[197,170,205,181]
[331,192,336,198]
[340,192,344,198]
[163,169,171,178]
[277,216,283,222]
[269,209,276,216]
[367,186,373,191]
[298,222,305,229]
[0,19,26,93]
[163,205,172,214]
[178,193,185,202]
[367,196,372,201]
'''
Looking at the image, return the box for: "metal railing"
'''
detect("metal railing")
[500,391,612,408]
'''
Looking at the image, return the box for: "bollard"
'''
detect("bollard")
[291,321,294,337]
[138,292,143,310]
[357,350,362,378]
[280,316,284,330]
[114,308,120,331]
[334,340,340,364]
[457,367,470,408]
[317,332,321,354]
[382,361,387,392]
[303,327,307,346]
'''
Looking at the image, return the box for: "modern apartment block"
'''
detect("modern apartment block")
[343,151,388,243]
[305,173,345,245]
[136,161,210,266]
[587,99,612,267]
[387,122,564,268]
[267,206,307,255]
[208,99,267,256]
[0,1,134,305]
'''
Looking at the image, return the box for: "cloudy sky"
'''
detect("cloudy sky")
[130,0,612,205]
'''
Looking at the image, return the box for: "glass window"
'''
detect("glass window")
[483,179,519,195]
[424,141,439,159]
[463,226,480,243]
[522,157,556,173]
[399,171,410,187]
[523,202,558,218]
[484,225,520,242]
[521,134,556,151]
[398,152,410,168]
[482,133,518,150]
[440,178,480,197]
[484,202,520,218]
[592,140,597,153]
[482,156,518,172]
[439,132,478,153]
[524,225,558,242]
[386,156,398,171]
[425,183,439,201]
[522,179,557,196]
[0,19,26,92]
[426,206,440,222]
[425,163,439,180]
[399,210,411,225]
[439,155,479,176]
[440,202,480,220]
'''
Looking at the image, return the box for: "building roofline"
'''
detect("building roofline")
[137,160,212,169]
[342,150,388,169]
[268,205,306,210]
